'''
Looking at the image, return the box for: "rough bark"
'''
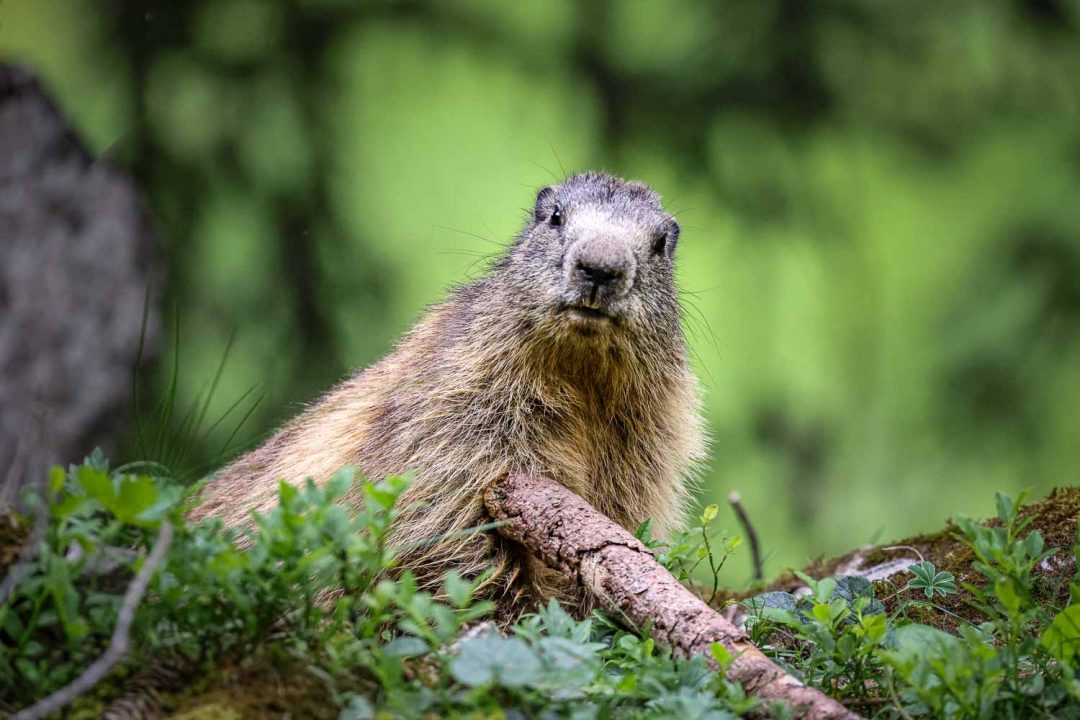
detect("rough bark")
[0,63,160,508]
[484,471,860,720]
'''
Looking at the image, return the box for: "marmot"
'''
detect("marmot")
[191,172,707,618]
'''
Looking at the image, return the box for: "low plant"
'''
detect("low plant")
[640,503,743,606]
[3,455,1078,719]
[740,491,1080,718]
[0,455,758,718]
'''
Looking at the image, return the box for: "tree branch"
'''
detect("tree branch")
[13,521,174,720]
[485,472,859,720]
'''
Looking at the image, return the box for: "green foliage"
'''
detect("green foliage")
[0,452,182,697]
[743,573,889,704]
[876,492,1080,718]
[1042,525,1080,670]
[0,456,490,713]
[5,461,1079,719]
[643,505,742,605]
[0,457,754,718]
[739,491,1080,718]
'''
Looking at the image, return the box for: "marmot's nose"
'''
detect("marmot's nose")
[575,260,623,290]
[567,235,636,303]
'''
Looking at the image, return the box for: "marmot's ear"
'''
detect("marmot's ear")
[652,220,680,257]
[533,186,556,223]
[666,220,681,254]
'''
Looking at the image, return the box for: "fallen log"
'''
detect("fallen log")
[484,471,860,720]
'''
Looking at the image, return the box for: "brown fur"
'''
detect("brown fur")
[190,173,707,618]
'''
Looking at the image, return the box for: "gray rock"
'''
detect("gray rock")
[0,63,160,507]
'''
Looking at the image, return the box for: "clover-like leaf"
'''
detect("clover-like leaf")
[906,561,957,598]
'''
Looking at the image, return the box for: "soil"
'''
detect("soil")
[717,486,1080,633]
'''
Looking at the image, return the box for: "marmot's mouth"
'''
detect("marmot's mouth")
[563,304,614,324]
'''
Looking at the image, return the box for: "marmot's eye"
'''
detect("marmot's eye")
[651,232,668,256]
[550,203,564,227]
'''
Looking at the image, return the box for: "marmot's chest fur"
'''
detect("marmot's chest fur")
[191,173,707,618]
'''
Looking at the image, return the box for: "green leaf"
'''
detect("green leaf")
[277,481,298,506]
[326,467,355,499]
[52,494,90,521]
[1024,531,1045,558]
[709,642,732,667]
[906,561,957,598]
[700,504,718,524]
[451,635,542,688]
[834,575,875,603]
[76,468,160,524]
[339,694,375,720]
[85,447,108,472]
[1042,605,1080,665]
[48,466,65,499]
[384,636,429,657]
[880,624,956,672]
[536,599,578,639]
[46,555,85,642]
[817,577,837,604]
[363,481,399,512]
[855,613,888,643]
[136,485,182,524]
[113,475,159,523]
[811,601,834,625]
[443,571,473,608]
[634,518,654,542]
[995,491,1014,525]
[743,591,797,614]
[794,571,837,603]
[994,576,1021,615]
[78,466,116,508]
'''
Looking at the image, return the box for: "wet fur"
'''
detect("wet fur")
[190,173,707,619]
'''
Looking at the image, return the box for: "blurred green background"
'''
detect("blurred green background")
[3,0,1078,585]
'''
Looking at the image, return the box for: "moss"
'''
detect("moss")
[0,512,29,577]
[723,487,1080,633]
[172,704,243,720]
[163,651,346,720]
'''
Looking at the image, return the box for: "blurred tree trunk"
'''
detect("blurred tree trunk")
[0,63,160,508]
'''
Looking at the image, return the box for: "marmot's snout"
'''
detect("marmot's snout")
[564,233,636,318]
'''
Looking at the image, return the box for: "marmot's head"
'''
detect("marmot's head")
[497,173,683,358]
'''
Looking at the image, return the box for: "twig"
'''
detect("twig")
[881,545,925,563]
[728,491,763,584]
[842,696,890,708]
[886,671,915,720]
[13,521,174,720]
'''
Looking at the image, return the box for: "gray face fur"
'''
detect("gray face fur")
[497,172,682,346]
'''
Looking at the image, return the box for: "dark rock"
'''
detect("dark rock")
[0,63,160,507]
